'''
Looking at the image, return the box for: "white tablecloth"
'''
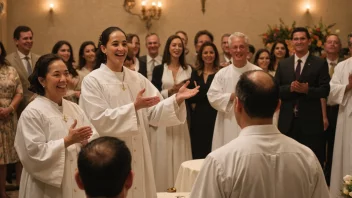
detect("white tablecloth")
[157,192,190,198]
[174,159,204,192]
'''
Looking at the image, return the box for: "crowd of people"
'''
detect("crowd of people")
[0,24,352,198]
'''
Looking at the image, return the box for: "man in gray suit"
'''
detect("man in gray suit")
[6,25,40,118]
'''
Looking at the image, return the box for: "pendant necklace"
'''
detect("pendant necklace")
[63,114,68,122]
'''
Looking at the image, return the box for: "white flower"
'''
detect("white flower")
[347,180,352,185]
[335,29,340,33]
[343,187,349,195]
[349,191,352,197]
[344,175,352,182]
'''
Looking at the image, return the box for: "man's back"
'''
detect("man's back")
[190,125,329,198]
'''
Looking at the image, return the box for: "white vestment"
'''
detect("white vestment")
[15,96,99,198]
[79,64,186,198]
[327,58,352,197]
[208,62,261,151]
[190,125,329,198]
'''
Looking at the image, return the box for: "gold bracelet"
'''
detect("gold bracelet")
[9,105,15,112]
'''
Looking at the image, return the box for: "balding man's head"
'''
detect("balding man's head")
[235,70,279,118]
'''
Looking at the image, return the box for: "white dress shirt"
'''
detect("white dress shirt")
[17,50,32,73]
[190,125,329,198]
[147,54,162,80]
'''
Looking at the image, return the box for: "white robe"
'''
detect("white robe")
[207,62,261,151]
[153,64,192,191]
[327,57,352,197]
[15,96,99,198]
[79,64,187,198]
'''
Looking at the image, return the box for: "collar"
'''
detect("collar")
[17,50,31,59]
[326,58,338,65]
[147,54,161,63]
[294,52,309,64]
[238,124,281,137]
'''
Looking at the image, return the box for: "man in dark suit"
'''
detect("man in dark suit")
[324,34,342,185]
[275,27,330,167]
[138,33,162,80]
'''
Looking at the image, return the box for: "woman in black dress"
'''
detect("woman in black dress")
[188,42,219,159]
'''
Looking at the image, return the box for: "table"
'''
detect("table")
[157,192,190,198]
[174,159,204,192]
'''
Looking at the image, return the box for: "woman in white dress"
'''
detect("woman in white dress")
[79,27,199,198]
[151,35,193,190]
[15,54,99,198]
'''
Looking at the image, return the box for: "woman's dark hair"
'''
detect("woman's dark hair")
[78,41,97,70]
[51,40,78,77]
[95,27,126,69]
[197,42,219,72]
[254,49,274,71]
[270,41,289,70]
[126,33,140,58]
[193,30,214,46]
[0,41,8,66]
[162,35,187,70]
[28,54,63,96]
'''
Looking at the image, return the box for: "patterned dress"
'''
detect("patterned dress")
[0,65,23,164]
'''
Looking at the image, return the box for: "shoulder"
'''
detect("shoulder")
[31,53,40,59]
[248,62,261,70]
[308,55,325,64]
[138,55,147,63]
[5,52,16,61]
[153,64,164,72]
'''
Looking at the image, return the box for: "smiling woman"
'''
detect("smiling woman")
[15,53,99,198]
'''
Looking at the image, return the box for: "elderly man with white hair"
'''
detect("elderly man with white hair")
[207,32,260,151]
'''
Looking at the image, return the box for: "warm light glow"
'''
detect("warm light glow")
[157,2,162,7]
[141,1,146,6]
[306,4,311,10]
[49,3,54,9]
[151,2,156,6]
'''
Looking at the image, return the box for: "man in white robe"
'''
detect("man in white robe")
[79,64,190,198]
[328,55,352,197]
[191,70,329,198]
[15,96,99,198]
[208,32,260,151]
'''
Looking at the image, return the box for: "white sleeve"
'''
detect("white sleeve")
[79,76,138,137]
[14,110,66,188]
[328,63,351,106]
[207,71,234,113]
[311,158,330,198]
[190,156,227,198]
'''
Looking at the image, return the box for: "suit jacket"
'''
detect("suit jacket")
[138,55,147,77]
[275,54,330,135]
[6,51,40,117]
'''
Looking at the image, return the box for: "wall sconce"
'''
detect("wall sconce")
[305,3,311,12]
[123,0,162,30]
[49,3,54,12]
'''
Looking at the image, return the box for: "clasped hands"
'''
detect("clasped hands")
[134,81,200,110]
[0,107,13,120]
[290,81,309,94]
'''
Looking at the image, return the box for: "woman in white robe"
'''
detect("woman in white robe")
[328,57,352,197]
[151,35,192,191]
[15,54,99,198]
[79,27,199,198]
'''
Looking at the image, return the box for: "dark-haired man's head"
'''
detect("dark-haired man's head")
[291,27,311,57]
[234,70,280,128]
[194,30,214,53]
[75,137,133,198]
[13,26,34,55]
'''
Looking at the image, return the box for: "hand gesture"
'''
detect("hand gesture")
[175,81,200,104]
[0,107,12,120]
[291,81,308,94]
[64,119,92,148]
[134,88,161,111]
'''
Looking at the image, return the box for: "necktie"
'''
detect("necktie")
[329,62,337,77]
[151,58,156,72]
[24,56,32,76]
[295,59,302,80]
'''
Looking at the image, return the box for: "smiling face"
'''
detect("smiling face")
[169,38,183,59]
[257,51,270,71]
[83,44,96,64]
[292,31,310,56]
[146,35,160,57]
[57,44,71,62]
[202,45,215,65]
[101,31,128,68]
[274,43,286,59]
[15,31,33,55]
[39,60,69,105]
[221,36,230,54]
[229,37,248,63]
[324,35,341,55]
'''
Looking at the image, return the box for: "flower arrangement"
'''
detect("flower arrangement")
[342,175,352,197]
[308,18,336,55]
[260,18,296,52]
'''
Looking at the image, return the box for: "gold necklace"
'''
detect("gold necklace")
[63,115,68,122]
[121,70,126,91]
